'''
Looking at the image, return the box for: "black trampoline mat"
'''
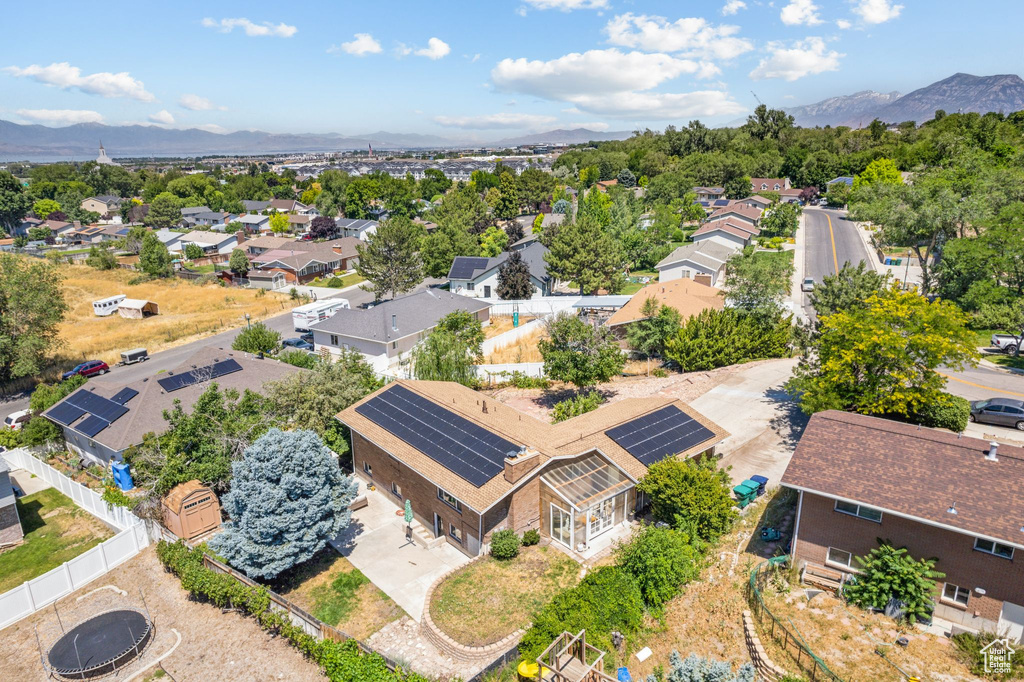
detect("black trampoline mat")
[49,610,150,673]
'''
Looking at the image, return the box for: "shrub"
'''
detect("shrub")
[509,372,549,389]
[522,529,541,546]
[914,394,970,432]
[279,349,318,369]
[0,428,20,449]
[551,391,605,423]
[651,652,756,682]
[232,321,282,354]
[664,308,791,372]
[325,276,345,287]
[844,543,943,624]
[519,566,644,661]
[953,630,1024,678]
[651,368,668,378]
[19,417,61,445]
[637,457,738,543]
[490,529,521,560]
[615,525,700,608]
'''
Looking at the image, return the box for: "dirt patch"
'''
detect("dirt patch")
[484,315,537,339]
[0,547,323,682]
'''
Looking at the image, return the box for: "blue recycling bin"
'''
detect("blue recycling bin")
[112,462,134,491]
[617,667,632,682]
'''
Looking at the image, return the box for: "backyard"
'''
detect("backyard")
[484,314,538,339]
[308,272,365,289]
[429,544,580,646]
[272,548,404,641]
[0,488,114,592]
[483,326,546,364]
[55,264,291,368]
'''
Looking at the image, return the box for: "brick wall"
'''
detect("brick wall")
[794,491,1024,624]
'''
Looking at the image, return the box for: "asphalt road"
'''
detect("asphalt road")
[1,278,445,419]
[801,207,871,318]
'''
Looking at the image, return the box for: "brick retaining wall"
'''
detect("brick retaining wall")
[743,610,789,682]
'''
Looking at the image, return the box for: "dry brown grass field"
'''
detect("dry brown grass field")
[483,314,537,339]
[57,265,291,366]
[483,327,547,364]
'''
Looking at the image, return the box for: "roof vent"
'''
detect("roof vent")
[987,441,999,461]
[947,501,958,515]
[482,400,488,414]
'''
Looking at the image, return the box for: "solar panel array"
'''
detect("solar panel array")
[111,387,139,405]
[605,405,715,466]
[47,388,131,438]
[448,257,490,280]
[355,384,519,487]
[157,358,242,392]
[713,199,731,207]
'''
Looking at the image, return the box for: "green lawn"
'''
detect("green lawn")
[0,488,114,592]
[310,272,365,288]
[182,261,217,273]
[622,268,659,295]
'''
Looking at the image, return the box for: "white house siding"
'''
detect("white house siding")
[62,426,122,466]
[450,272,546,299]
[658,261,720,286]
[692,232,747,250]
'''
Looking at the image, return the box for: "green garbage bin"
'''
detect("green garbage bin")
[732,481,758,508]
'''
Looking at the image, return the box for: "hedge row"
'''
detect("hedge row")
[156,540,430,682]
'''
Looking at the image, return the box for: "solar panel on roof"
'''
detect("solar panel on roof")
[449,257,490,280]
[77,415,110,438]
[111,387,139,405]
[157,358,243,392]
[355,384,519,488]
[713,199,730,206]
[48,401,87,426]
[606,405,716,466]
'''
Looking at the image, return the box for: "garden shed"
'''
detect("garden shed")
[117,299,159,319]
[162,480,221,540]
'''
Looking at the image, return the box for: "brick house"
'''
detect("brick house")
[783,410,1024,640]
[337,381,727,559]
[249,237,361,284]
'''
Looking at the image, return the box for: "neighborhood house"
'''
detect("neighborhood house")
[447,240,553,299]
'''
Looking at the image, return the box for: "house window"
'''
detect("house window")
[826,547,853,569]
[449,523,463,544]
[834,500,883,522]
[330,334,339,346]
[680,269,691,279]
[466,282,475,291]
[942,583,970,607]
[975,538,1014,559]
[391,482,402,499]
[363,461,373,476]
[438,488,462,513]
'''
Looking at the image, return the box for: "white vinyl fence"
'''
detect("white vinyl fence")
[481,318,546,357]
[474,362,546,381]
[482,295,582,317]
[0,449,154,630]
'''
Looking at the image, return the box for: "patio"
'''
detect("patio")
[331,479,469,621]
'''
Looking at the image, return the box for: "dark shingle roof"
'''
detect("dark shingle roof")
[447,241,550,283]
[311,290,490,342]
[782,410,1024,548]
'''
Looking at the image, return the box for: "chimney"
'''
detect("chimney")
[987,441,999,461]
[235,230,246,246]
[504,447,540,484]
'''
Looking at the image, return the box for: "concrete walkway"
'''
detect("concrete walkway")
[331,479,469,622]
[690,358,805,487]
[9,466,53,496]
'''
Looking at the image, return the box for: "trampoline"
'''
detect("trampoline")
[47,609,153,680]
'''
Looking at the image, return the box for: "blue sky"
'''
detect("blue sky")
[0,0,1019,139]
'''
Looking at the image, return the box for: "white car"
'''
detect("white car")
[801,277,815,292]
[4,409,31,431]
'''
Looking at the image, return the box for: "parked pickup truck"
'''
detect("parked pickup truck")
[991,331,1023,356]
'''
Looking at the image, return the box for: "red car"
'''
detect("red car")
[62,360,110,380]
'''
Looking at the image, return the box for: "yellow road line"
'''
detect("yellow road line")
[826,213,838,273]
[937,371,1024,398]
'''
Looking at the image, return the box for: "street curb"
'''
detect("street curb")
[978,354,1024,376]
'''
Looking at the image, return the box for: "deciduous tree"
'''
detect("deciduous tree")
[539,312,624,390]
[0,171,32,234]
[145,192,182,228]
[637,457,737,543]
[269,212,290,234]
[138,231,172,277]
[229,248,250,275]
[356,216,423,300]
[232,321,281,354]
[480,224,508,256]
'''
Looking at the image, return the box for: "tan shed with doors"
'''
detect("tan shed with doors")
[162,480,221,540]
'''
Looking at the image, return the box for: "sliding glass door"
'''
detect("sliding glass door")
[550,503,573,548]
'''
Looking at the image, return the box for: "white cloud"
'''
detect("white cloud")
[201,17,297,38]
[4,62,154,101]
[394,42,413,57]
[836,19,853,29]
[569,121,611,131]
[16,108,104,125]
[605,13,753,60]
[780,0,823,26]
[522,0,609,10]
[721,1,747,15]
[492,48,743,119]
[329,33,382,56]
[433,112,557,129]
[470,53,481,63]
[852,0,903,24]
[195,123,228,134]
[178,93,226,111]
[148,109,175,125]
[750,37,843,81]
[415,38,451,60]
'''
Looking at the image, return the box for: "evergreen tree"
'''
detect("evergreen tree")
[356,216,424,300]
[505,220,525,244]
[138,231,173,277]
[626,298,682,374]
[494,172,519,221]
[496,249,534,300]
[145,191,182,228]
[617,168,637,188]
[420,220,479,279]
[0,171,32,234]
[210,429,358,579]
[544,215,625,295]
[229,248,251,275]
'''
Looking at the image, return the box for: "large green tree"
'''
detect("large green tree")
[544,215,624,295]
[356,216,424,300]
[494,172,520,221]
[637,458,737,543]
[138,231,173,277]
[626,298,682,374]
[145,192,183,228]
[0,171,32,234]
[496,249,534,300]
[722,248,793,315]
[421,220,480,279]
[539,312,624,390]
[0,254,68,382]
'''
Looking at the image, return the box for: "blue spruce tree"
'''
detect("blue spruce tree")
[211,428,358,579]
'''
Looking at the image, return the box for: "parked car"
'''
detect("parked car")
[991,331,1023,356]
[61,360,109,380]
[299,332,314,344]
[282,338,314,352]
[4,409,31,431]
[801,277,815,292]
[970,398,1024,431]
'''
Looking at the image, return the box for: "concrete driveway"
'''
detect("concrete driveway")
[332,479,469,621]
[690,358,806,488]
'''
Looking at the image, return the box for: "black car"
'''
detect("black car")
[970,398,1024,431]
[282,338,314,352]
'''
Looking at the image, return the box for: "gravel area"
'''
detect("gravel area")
[0,547,324,682]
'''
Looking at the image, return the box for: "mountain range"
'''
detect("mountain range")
[785,73,1024,128]
[0,120,632,160]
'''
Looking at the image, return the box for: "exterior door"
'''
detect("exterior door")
[433,513,443,538]
[484,285,491,298]
[550,503,572,548]
[588,497,615,538]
